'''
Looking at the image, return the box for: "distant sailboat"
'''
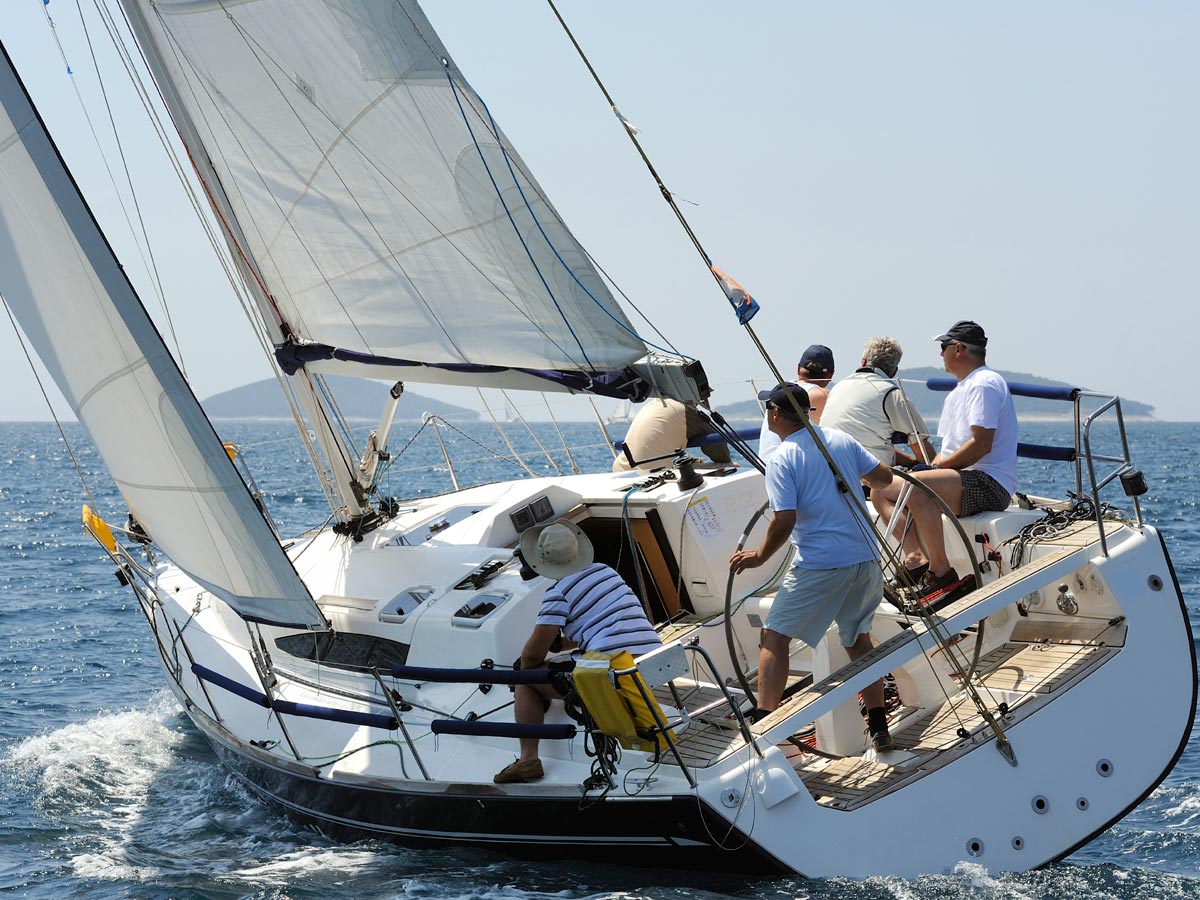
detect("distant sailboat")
[0,1,1192,878]
[606,399,634,425]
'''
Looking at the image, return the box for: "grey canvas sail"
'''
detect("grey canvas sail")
[117,0,658,394]
[0,44,325,630]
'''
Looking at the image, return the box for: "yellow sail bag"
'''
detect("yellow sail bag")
[573,650,674,754]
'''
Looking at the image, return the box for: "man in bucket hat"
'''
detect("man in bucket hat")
[494,519,661,784]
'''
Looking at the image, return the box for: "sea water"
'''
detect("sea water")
[2,419,1198,900]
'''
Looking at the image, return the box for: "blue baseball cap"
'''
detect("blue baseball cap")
[799,344,835,377]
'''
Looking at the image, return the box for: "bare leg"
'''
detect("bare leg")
[756,629,792,711]
[513,682,557,762]
[902,470,964,577]
[846,632,885,711]
[875,471,965,577]
[872,485,927,571]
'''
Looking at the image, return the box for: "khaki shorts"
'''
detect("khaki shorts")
[765,560,883,648]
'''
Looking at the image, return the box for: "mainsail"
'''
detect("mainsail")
[0,44,325,630]
[118,0,664,396]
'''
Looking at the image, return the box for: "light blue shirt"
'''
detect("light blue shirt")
[765,426,882,569]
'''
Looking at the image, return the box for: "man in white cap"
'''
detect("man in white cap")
[494,519,661,784]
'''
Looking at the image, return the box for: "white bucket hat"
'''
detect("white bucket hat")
[519,519,594,579]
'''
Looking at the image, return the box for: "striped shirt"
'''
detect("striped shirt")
[536,563,662,657]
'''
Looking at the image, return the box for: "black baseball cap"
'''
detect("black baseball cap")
[933,320,987,348]
[798,344,835,377]
[758,382,811,413]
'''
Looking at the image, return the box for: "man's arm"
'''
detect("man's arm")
[729,508,796,574]
[934,425,995,470]
[519,624,562,671]
[902,436,937,466]
[863,462,893,490]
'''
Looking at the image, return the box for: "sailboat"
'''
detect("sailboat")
[0,1,1192,879]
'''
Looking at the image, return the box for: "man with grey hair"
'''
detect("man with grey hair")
[871,321,1017,600]
[821,337,935,469]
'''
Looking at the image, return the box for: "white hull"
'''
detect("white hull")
[130,467,1193,877]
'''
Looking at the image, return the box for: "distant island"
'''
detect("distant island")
[203,368,1154,423]
[203,376,479,421]
[714,367,1155,423]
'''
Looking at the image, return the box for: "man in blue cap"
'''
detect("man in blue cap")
[872,320,1017,600]
[759,344,836,462]
[732,382,897,752]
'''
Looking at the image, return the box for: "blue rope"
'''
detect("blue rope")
[444,69,594,370]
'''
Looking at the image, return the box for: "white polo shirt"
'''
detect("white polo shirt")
[938,366,1018,494]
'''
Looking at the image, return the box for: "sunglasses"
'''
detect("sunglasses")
[940,340,959,352]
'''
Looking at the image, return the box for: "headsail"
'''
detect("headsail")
[118,0,673,397]
[0,43,325,631]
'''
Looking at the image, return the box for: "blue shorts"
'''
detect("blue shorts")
[765,560,883,648]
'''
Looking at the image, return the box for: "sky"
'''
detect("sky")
[1,1,1197,422]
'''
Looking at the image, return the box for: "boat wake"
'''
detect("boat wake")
[4,695,386,887]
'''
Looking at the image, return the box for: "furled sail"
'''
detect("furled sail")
[0,44,326,631]
[118,0,662,396]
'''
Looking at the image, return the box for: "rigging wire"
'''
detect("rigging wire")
[542,396,581,475]
[36,0,187,376]
[476,389,539,477]
[499,390,565,475]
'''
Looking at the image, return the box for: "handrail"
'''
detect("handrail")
[924,377,1081,402]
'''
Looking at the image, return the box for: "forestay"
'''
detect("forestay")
[118,0,653,393]
[0,46,326,630]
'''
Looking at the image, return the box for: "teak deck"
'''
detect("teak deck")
[652,523,1121,808]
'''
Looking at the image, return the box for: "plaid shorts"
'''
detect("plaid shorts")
[959,469,1012,516]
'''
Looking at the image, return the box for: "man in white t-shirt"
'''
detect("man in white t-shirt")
[872,321,1017,598]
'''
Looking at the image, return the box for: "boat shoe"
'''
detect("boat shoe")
[882,563,929,605]
[870,727,897,753]
[895,569,979,617]
[493,758,545,784]
[917,567,960,598]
